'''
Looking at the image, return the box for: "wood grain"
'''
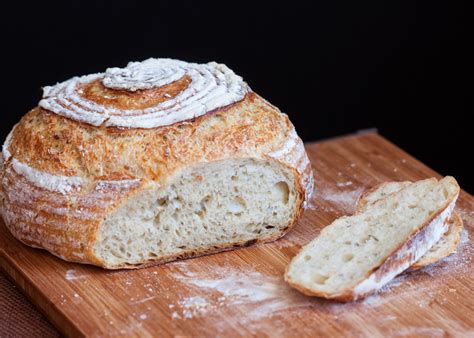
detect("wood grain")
[1,132,473,337]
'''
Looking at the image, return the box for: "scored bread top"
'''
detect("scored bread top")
[2,59,312,193]
[39,59,249,129]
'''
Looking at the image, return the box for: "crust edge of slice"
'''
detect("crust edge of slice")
[410,211,463,270]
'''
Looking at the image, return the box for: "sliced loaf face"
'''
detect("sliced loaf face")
[357,181,463,269]
[93,158,301,268]
[285,176,460,301]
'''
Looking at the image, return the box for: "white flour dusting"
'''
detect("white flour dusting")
[166,260,461,334]
[179,270,281,303]
[313,179,365,214]
[130,295,156,305]
[168,265,314,321]
[270,236,299,249]
[319,186,364,210]
[178,296,213,318]
[11,158,84,194]
[40,58,248,129]
[416,227,472,277]
[65,269,86,281]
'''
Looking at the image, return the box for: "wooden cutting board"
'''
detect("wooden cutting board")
[1,132,473,337]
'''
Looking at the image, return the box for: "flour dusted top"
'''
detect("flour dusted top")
[39,58,249,129]
[102,59,186,92]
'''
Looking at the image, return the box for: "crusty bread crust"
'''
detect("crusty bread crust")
[0,90,313,268]
[285,177,459,302]
[410,211,463,270]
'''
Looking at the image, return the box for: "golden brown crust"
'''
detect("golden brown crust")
[9,92,287,181]
[1,164,145,266]
[81,76,191,110]
[1,90,312,268]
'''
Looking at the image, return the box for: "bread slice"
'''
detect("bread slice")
[285,176,460,301]
[356,181,463,270]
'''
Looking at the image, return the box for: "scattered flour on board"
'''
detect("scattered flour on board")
[165,261,459,335]
[270,235,303,249]
[168,265,314,321]
[167,262,429,322]
[311,179,366,214]
[176,296,213,319]
[65,269,86,281]
[269,235,295,249]
[318,186,364,212]
[130,295,156,305]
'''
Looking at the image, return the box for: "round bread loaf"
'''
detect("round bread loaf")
[0,58,313,269]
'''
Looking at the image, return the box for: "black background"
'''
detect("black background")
[0,1,472,192]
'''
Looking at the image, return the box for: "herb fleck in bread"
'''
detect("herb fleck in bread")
[357,181,463,270]
[285,176,460,302]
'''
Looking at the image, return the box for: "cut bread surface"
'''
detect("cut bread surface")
[357,181,463,269]
[356,181,411,212]
[285,176,460,301]
[94,159,300,268]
